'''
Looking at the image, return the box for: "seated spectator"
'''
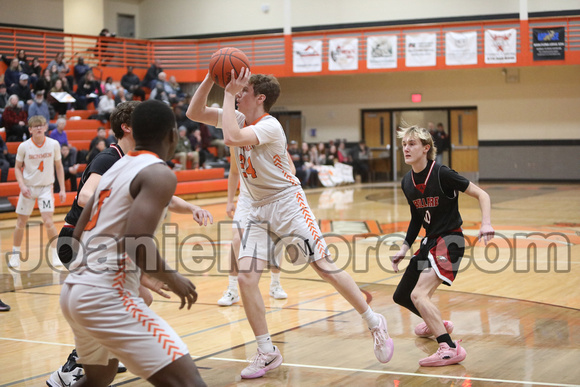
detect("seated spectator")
[89,127,112,151]
[174,126,199,170]
[47,52,72,86]
[55,144,79,192]
[86,138,106,163]
[0,135,11,182]
[351,141,371,183]
[49,78,73,116]
[337,139,352,164]
[326,144,339,165]
[48,63,60,84]
[149,81,170,105]
[9,74,32,108]
[3,95,29,141]
[288,140,307,185]
[34,68,53,99]
[168,75,185,101]
[120,65,145,100]
[0,83,9,122]
[96,90,116,122]
[29,90,56,131]
[50,117,77,162]
[187,128,206,167]
[114,88,128,105]
[300,141,318,188]
[30,57,42,80]
[141,58,163,89]
[103,76,118,96]
[200,107,226,159]
[3,58,21,89]
[75,71,101,110]
[316,142,328,165]
[73,56,90,86]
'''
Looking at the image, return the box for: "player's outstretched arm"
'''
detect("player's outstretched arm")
[464,182,494,244]
[125,164,197,310]
[168,195,213,226]
[222,68,258,147]
[186,72,219,125]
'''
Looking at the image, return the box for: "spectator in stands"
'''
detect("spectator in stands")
[3,95,29,141]
[351,140,371,183]
[97,28,115,66]
[317,142,328,165]
[168,75,185,101]
[29,90,56,131]
[4,58,21,89]
[174,126,199,170]
[300,141,318,188]
[120,66,145,101]
[96,90,116,122]
[2,50,30,77]
[114,88,128,105]
[337,139,352,164]
[200,104,226,159]
[187,128,206,166]
[89,127,112,151]
[75,71,101,110]
[9,74,32,108]
[141,58,163,89]
[47,52,70,77]
[430,122,450,164]
[73,56,90,86]
[55,144,79,193]
[0,83,9,122]
[288,140,307,185]
[103,76,118,96]
[149,80,170,105]
[50,117,77,162]
[86,138,106,163]
[30,57,42,80]
[0,135,10,182]
[48,63,60,84]
[49,78,72,116]
[326,144,339,165]
[34,68,53,99]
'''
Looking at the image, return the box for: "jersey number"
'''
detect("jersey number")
[239,155,257,179]
[38,161,44,172]
[424,210,431,225]
[85,189,112,231]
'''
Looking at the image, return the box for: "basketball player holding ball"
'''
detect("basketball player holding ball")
[187,51,394,379]
[391,125,494,367]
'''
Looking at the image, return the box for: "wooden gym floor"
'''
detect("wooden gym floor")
[1,182,579,386]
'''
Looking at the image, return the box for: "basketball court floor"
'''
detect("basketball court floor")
[1,182,579,386]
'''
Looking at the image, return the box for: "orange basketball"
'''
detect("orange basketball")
[209,47,251,88]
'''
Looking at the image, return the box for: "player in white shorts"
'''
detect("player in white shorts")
[218,140,295,306]
[187,70,394,379]
[61,100,206,386]
[9,115,66,269]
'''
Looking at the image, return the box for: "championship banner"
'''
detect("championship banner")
[533,27,565,61]
[329,38,359,71]
[405,33,437,67]
[293,40,322,73]
[367,35,397,69]
[484,29,517,64]
[445,31,477,65]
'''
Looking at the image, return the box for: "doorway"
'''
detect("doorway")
[117,14,135,38]
[272,111,302,144]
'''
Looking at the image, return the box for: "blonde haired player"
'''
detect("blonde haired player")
[9,115,66,269]
[391,125,493,367]
[187,68,394,379]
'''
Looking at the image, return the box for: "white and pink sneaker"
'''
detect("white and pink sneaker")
[241,346,283,379]
[419,340,466,367]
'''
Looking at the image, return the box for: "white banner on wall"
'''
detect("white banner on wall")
[405,33,437,67]
[367,35,397,69]
[484,29,517,64]
[328,38,359,71]
[293,40,323,73]
[445,31,478,65]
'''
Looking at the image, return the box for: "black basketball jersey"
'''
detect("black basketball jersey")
[64,144,124,226]
[401,160,470,243]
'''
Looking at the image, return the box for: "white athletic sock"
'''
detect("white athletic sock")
[228,275,238,291]
[12,246,21,254]
[270,272,280,286]
[256,333,274,353]
[361,306,381,329]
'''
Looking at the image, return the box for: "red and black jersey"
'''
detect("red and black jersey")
[401,160,470,246]
[64,144,124,226]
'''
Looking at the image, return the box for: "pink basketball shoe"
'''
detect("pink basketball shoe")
[419,341,466,367]
[414,320,454,338]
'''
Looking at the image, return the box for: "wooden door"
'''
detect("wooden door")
[450,109,479,180]
[273,112,302,144]
[362,111,392,181]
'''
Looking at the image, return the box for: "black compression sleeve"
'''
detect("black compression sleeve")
[404,206,422,247]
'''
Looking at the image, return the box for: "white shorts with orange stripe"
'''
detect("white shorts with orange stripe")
[240,188,328,266]
[60,283,189,380]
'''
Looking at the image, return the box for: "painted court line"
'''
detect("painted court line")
[0,337,75,347]
[202,356,579,387]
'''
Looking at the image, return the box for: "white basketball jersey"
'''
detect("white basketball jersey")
[65,152,166,295]
[217,109,300,202]
[16,137,61,186]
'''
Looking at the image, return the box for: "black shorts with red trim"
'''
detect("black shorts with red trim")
[412,230,465,286]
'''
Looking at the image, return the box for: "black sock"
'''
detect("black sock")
[436,333,456,348]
